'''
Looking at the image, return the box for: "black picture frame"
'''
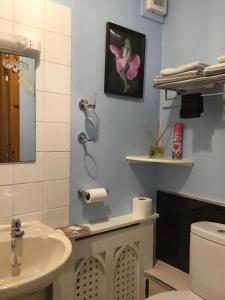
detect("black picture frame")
[104,22,146,99]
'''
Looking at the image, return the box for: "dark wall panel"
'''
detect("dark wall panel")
[156,191,225,273]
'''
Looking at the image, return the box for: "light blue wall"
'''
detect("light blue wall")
[56,0,162,223]
[158,0,225,203]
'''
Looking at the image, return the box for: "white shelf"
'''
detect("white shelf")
[126,156,194,167]
[64,213,159,240]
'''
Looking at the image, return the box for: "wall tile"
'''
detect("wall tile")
[43,207,69,228]
[15,0,45,29]
[36,60,45,92]
[0,218,11,226]
[45,31,71,66]
[0,186,13,218]
[36,122,44,152]
[14,211,43,223]
[0,1,71,228]
[0,165,14,186]
[14,182,43,215]
[0,0,13,20]
[14,152,44,184]
[44,93,71,123]
[44,123,70,151]
[15,23,45,60]
[36,91,44,122]
[45,62,71,94]
[44,152,70,180]
[44,179,69,209]
[45,0,71,36]
[0,19,14,33]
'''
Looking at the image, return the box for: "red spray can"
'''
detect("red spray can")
[172,123,184,160]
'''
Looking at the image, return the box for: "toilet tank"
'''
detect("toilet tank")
[190,222,225,300]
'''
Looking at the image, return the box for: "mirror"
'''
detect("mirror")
[0,51,36,163]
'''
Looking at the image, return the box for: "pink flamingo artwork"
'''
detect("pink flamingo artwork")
[109,38,141,93]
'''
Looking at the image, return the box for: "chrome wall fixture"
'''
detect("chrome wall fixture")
[79,99,96,111]
[78,93,98,144]
[77,132,95,144]
[78,189,91,201]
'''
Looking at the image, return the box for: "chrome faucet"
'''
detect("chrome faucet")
[10,219,24,272]
[11,219,24,249]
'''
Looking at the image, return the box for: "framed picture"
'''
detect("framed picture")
[104,22,146,98]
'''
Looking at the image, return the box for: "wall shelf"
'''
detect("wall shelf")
[126,156,194,167]
[63,213,159,240]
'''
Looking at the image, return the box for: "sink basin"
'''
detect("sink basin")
[0,221,72,299]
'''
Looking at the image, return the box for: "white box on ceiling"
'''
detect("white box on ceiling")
[146,0,168,16]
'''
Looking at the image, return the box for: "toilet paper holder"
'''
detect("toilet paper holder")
[78,188,109,201]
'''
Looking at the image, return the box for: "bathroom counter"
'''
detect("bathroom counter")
[145,260,190,290]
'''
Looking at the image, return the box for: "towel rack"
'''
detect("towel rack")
[163,95,225,110]
[165,89,225,101]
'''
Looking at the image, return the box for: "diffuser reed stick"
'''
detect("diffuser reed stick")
[145,121,171,158]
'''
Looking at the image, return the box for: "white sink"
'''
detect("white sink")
[0,221,72,299]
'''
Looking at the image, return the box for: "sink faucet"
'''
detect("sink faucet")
[11,219,24,249]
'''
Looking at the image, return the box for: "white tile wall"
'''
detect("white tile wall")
[0,186,13,218]
[44,123,70,151]
[0,19,14,33]
[44,179,69,209]
[36,61,45,91]
[45,62,71,94]
[45,1,71,36]
[0,0,14,20]
[15,0,46,29]
[14,152,44,184]
[36,122,45,151]
[0,0,71,228]
[44,92,70,123]
[14,183,44,215]
[36,91,45,122]
[45,31,71,65]
[44,152,70,181]
[42,206,69,228]
[0,165,14,186]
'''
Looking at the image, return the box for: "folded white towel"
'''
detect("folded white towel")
[160,61,209,76]
[153,70,203,85]
[204,62,225,76]
[160,68,176,75]
[155,70,203,79]
[217,55,225,63]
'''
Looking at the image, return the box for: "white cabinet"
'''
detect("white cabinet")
[54,221,154,300]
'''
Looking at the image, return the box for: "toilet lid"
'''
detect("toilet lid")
[147,290,202,300]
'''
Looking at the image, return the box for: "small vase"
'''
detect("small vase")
[150,146,164,158]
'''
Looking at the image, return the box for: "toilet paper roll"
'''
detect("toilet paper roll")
[132,197,152,218]
[85,188,108,204]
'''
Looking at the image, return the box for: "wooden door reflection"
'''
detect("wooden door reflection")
[0,53,20,162]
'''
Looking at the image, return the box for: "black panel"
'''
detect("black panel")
[156,191,225,273]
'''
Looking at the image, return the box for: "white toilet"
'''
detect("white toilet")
[147,221,225,300]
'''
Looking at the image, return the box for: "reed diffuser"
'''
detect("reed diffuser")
[145,122,170,158]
